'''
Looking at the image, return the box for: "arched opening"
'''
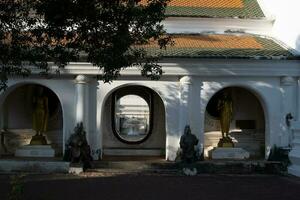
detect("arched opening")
[0,84,63,157]
[101,85,166,158]
[204,87,265,159]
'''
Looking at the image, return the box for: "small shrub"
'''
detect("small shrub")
[268,145,291,171]
[9,174,25,200]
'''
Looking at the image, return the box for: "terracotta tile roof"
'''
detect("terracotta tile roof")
[145,35,263,49]
[139,34,296,59]
[142,0,244,8]
[141,0,265,18]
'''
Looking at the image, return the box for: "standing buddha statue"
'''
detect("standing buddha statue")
[30,88,49,145]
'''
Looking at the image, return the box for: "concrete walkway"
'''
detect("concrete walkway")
[1,174,300,200]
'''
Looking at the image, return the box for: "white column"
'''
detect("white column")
[288,77,300,177]
[280,76,296,146]
[0,106,2,156]
[297,78,300,121]
[197,82,204,155]
[0,90,5,131]
[179,76,193,134]
[87,81,100,160]
[74,75,89,128]
[0,91,6,156]
[179,76,203,157]
[0,104,3,131]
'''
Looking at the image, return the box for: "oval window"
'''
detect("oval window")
[113,94,151,143]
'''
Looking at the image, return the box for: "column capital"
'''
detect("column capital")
[281,76,296,86]
[75,75,89,84]
[180,76,193,85]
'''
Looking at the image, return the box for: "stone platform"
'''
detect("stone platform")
[0,158,284,174]
[0,159,69,173]
[92,159,283,175]
[15,145,55,157]
[211,147,250,160]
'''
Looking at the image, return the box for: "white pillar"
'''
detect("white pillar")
[297,78,300,121]
[179,76,193,134]
[0,104,3,131]
[0,91,6,156]
[74,75,89,128]
[288,77,300,177]
[0,102,3,156]
[197,82,204,155]
[179,76,203,157]
[280,76,296,146]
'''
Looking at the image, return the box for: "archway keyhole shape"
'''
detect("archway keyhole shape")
[1,84,63,156]
[204,87,266,159]
[101,84,167,157]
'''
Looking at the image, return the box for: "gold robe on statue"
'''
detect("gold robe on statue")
[32,96,49,135]
[217,93,233,138]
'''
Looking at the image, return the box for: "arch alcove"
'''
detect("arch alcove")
[204,87,265,159]
[101,85,166,157]
[0,84,63,156]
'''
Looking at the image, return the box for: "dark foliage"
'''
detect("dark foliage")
[0,0,171,91]
[268,145,291,170]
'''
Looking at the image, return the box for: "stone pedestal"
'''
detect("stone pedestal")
[30,135,47,145]
[211,147,250,160]
[15,145,55,157]
[0,160,69,173]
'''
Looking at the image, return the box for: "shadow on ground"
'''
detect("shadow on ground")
[1,174,300,200]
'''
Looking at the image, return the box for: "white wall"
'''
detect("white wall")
[0,64,296,161]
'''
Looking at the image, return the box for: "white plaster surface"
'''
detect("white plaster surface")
[0,74,289,162]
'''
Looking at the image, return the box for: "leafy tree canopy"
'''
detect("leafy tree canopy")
[0,0,171,91]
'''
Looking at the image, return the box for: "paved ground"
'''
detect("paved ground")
[1,173,300,200]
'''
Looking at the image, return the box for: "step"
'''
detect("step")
[103,149,164,156]
[91,160,285,175]
[0,160,70,173]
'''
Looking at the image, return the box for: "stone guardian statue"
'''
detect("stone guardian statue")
[180,125,199,163]
[63,123,93,170]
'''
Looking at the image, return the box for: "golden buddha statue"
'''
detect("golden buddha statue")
[30,88,49,145]
[217,91,234,147]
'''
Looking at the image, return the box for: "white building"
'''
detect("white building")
[1,0,300,176]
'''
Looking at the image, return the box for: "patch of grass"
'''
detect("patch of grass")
[9,174,26,200]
